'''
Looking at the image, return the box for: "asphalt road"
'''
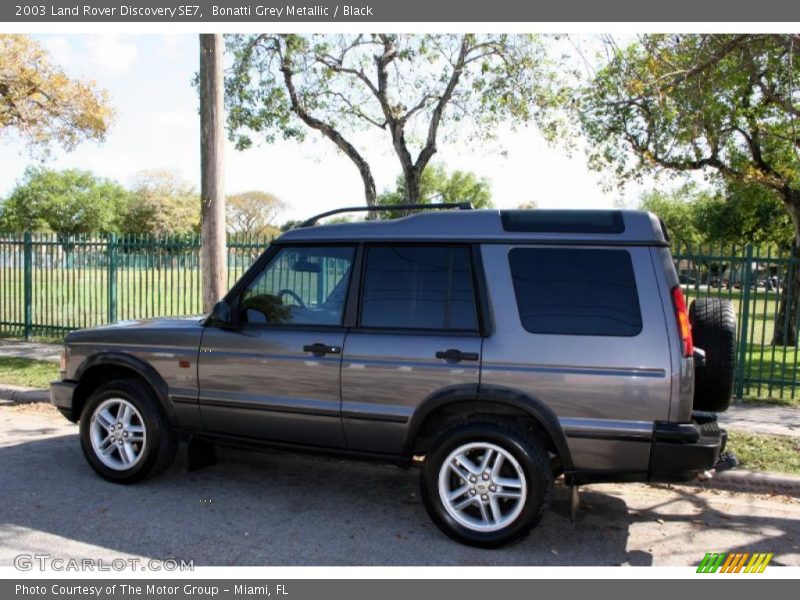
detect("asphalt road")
[1,404,799,567]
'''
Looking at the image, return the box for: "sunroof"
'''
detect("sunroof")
[500,210,625,234]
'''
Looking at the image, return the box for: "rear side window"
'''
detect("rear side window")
[508,248,642,336]
[360,245,478,331]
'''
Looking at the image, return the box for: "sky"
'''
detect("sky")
[0,34,656,223]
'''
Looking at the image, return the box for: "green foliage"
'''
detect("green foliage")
[226,190,285,236]
[574,34,800,252]
[640,182,794,248]
[225,34,563,204]
[226,33,557,149]
[121,170,200,236]
[639,185,705,245]
[279,219,303,232]
[694,181,793,248]
[573,34,800,222]
[378,164,493,218]
[1,167,128,238]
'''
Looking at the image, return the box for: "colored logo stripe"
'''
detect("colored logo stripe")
[697,552,773,573]
[745,553,773,573]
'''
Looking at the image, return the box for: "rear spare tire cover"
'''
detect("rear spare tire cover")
[689,298,737,412]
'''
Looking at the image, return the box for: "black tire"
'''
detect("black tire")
[689,298,737,412]
[79,378,178,483]
[420,421,553,548]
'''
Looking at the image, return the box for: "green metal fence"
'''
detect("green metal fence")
[2,233,800,402]
[0,233,272,339]
[673,243,800,403]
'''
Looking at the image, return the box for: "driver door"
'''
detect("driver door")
[197,244,355,448]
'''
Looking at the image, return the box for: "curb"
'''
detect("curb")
[0,384,49,404]
[679,469,800,497]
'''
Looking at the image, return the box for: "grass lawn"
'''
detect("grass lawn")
[727,431,800,475]
[0,356,58,389]
[742,345,800,406]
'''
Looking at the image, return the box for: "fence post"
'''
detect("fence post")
[734,244,754,400]
[23,232,33,340]
[107,234,117,324]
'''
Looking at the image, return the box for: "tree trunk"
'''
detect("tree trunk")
[772,192,800,346]
[404,168,421,206]
[199,34,227,313]
[358,162,378,221]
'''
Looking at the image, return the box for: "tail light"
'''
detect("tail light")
[60,347,67,372]
[671,286,693,357]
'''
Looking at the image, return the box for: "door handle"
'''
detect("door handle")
[303,343,342,356]
[436,349,479,362]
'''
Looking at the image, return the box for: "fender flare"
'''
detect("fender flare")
[404,383,573,471]
[74,352,176,424]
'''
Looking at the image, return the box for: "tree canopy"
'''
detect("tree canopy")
[226,190,285,236]
[638,185,706,246]
[121,170,200,236]
[574,34,800,225]
[225,33,559,207]
[694,181,793,248]
[0,34,114,154]
[378,163,493,213]
[638,182,793,248]
[1,167,128,238]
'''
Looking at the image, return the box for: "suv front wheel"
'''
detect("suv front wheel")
[79,378,178,483]
[420,421,553,548]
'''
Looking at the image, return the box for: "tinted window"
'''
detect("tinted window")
[361,246,477,331]
[509,248,642,336]
[240,246,354,326]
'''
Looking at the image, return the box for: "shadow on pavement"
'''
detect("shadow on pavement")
[1,425,796,566]
[0,428,645,566]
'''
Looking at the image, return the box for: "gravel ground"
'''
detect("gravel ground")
[1,404,799,567]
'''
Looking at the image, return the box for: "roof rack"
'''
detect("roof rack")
[300,202,472,228]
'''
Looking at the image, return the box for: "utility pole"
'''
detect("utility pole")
[199,33,227,313]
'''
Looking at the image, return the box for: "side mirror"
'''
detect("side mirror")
[209,300,232,325]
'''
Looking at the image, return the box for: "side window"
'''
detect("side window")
[360,245,478,331]
[239,246,354,326]
[508,247,642,336]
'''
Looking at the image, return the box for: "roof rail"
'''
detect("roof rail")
[300,202,472,228]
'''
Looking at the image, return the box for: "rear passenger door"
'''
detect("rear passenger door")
[340,244,483,454]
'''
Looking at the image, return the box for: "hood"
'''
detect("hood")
[65,316,205,345]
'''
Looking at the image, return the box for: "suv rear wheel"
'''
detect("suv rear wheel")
[420,421,553,548]
[79,378,178,483]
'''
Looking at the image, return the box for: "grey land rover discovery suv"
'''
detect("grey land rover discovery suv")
[51,207,735,548]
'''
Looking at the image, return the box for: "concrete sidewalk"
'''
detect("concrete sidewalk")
[719,402,800,437]
[0,340,61,363]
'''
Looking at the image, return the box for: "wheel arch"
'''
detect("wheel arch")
[406,383,573,472]
[72,352,175,424]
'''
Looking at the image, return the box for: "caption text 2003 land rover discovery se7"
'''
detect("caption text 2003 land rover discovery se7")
[51,207,736,547]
